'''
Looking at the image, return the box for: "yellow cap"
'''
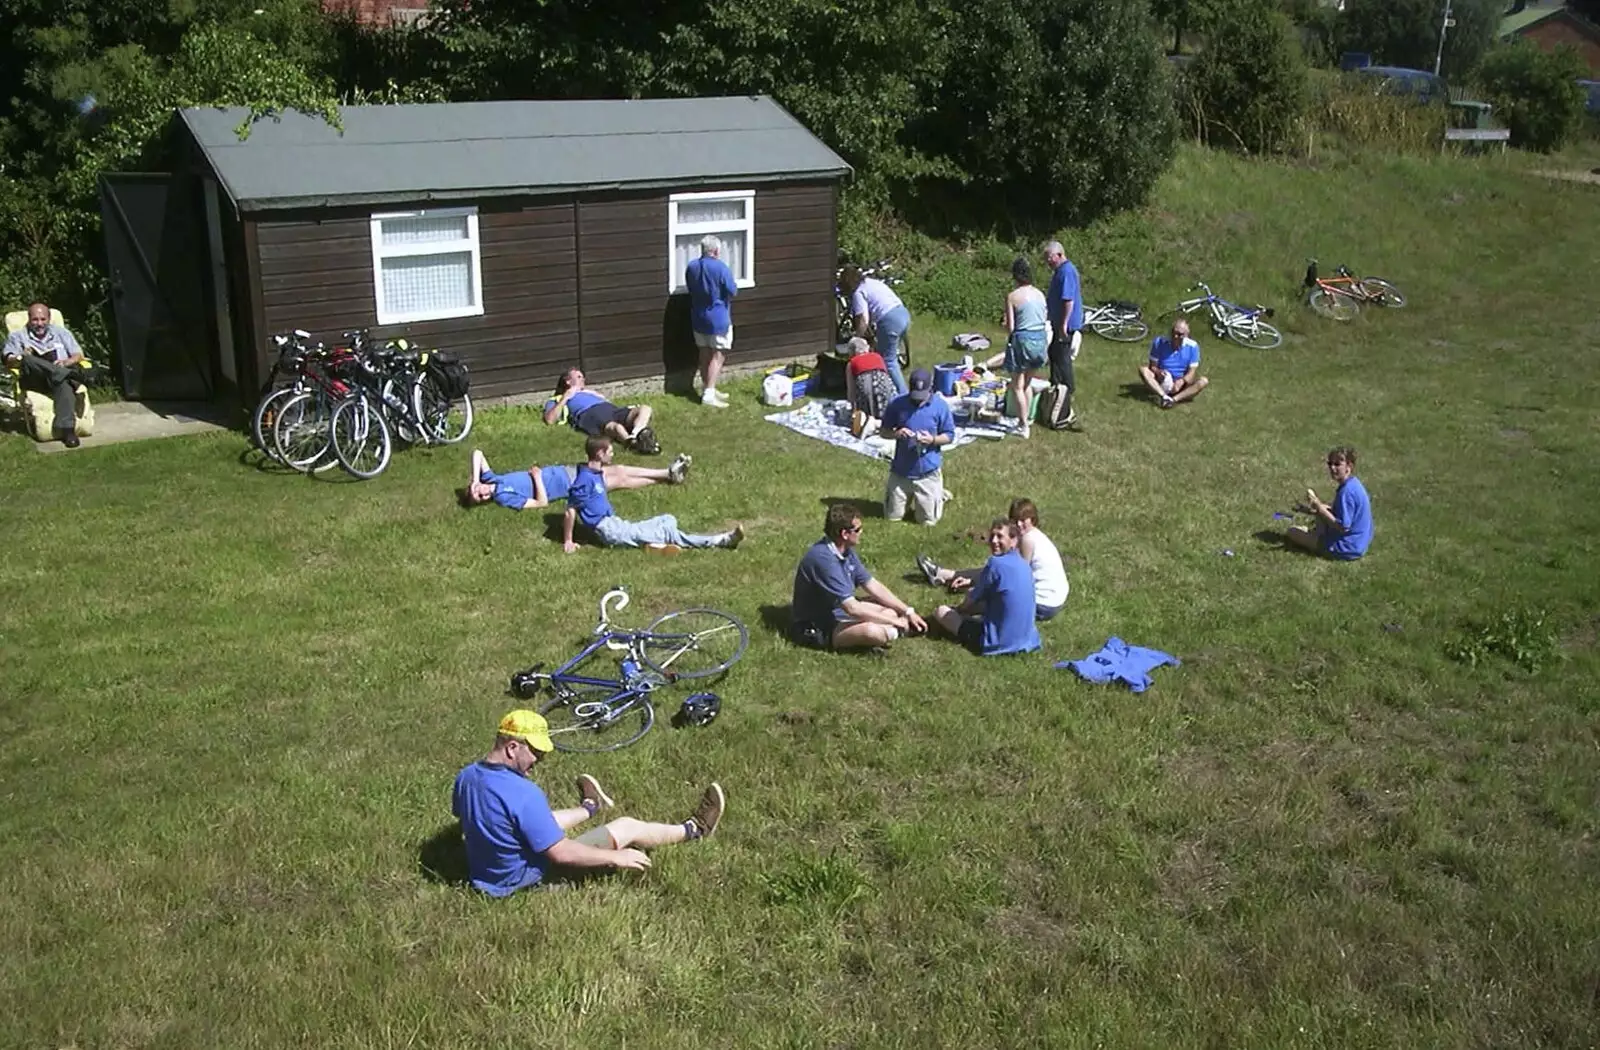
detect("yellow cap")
[498,709,554,752]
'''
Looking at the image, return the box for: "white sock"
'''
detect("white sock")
[883,626,900,643]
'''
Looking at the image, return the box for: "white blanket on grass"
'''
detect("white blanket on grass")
[763,398,1019,462]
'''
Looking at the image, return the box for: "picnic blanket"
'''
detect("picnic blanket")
[763,398,1019,462]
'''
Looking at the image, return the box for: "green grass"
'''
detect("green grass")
[3,144,1599,1049]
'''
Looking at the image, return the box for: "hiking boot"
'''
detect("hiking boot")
[686,782,725,840]
[724,524,746,550]
[668,453,693,484]
[576,774,614,812]
[916,552,943,587]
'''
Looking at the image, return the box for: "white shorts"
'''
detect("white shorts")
[693,328,734,352]
[884,469,946,525]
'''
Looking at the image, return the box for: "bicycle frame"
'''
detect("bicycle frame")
[1176,283,1268,326]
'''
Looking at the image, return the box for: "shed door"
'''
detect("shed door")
[99,173,215,400]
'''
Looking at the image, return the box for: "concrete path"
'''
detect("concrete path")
[27,400,232,454]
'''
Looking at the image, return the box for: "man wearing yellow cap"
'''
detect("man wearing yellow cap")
[452,709,726,895]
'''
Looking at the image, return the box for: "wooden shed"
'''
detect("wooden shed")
[125,97,851,406]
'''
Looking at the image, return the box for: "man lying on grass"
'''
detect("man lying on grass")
[790,502,928,651]
[915,498,1069,621]
[459,448,690,510]
[1287,446,1373,559]
[563,436,744,554]
[542,367,661,454]
[931,518,1042,656]
[453,709,724,896]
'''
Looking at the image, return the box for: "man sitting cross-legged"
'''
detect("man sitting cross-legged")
[931,518,1042,657]
[789,503,928,651]
[452,709,725,896]
[459,447,689,510]
[915,498,1069,621]
[1138,318,1210,408]
[563,436,744,554]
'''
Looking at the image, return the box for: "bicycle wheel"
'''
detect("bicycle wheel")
[897,329,912,371]
[641,608,749,680]
[331,395,393,479]
[1089,314,1149,342]
[1308,287,1359,322]
[1226,315,1283,350]
[540,686,654,752]
[1359,277,1406,308]
[382,377,422,445]
[272,391,337,472]
[251,386,298,461]
[414,374,473,445]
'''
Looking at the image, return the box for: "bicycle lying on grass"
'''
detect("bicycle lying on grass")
[509,588,749,752]
[1303,259,1407,321]
[1167,282,1282,349]
[1084,300,1150,342]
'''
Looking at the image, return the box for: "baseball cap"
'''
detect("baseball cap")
[908,368,934,403]
[498,709,554,752]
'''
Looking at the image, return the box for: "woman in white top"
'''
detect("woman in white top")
[913,498,1069,621]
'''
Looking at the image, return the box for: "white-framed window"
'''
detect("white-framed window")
[369,206,485,325]
[667,190,755,294]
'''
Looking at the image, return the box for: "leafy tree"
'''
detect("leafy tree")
[1340,0,1501,78]
[1476,40,1588,151]
[1182,0,1308,153]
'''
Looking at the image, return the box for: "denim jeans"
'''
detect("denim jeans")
[876,306,911,394]
[594,514,725,549]
[16,354,79,430]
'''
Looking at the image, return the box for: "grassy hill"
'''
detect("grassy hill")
[2,144,1597,1049]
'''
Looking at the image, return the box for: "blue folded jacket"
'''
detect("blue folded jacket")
[1056,636,1181,693]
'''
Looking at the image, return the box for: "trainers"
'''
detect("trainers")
[687,782,725,839]
[576,774,614,811]
[645,543,683,556]
[1018,422,1031,439]
[1160,396,1175,409]
[668,453,693,484]
[916,552,943,587]
[701,388,729,408]
[60,429,80,449]
[724,524,746,550]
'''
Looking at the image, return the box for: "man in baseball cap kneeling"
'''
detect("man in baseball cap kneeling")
[452,709,725,896]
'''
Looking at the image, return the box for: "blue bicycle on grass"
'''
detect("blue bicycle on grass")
[510,588,749,752]
[1167,282,1283,349]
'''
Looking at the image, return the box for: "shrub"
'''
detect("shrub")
[1475,41,1589,153]
[901,255,1010,324]
[1182,0,1309,154]
[1309,71,1448,154]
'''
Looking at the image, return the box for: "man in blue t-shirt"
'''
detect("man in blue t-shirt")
[563,436,745,553]
[1139,318,1211,408]
[881,368,957,525]
[1288,446,1373,560]
[685,234,737,409]
[542,368,659,453]
[459,447,689,510]
[1043,241,1082,428]
[452,709,726,896]
[789,502,928,651]
[932,518,1042,656]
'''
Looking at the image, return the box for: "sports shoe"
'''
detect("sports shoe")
[60,429,80,449]
[916,552,943,587]
[576,774,615,812]
[668,453,693,484]
[724,524,746,550]
[701,388,729,408]
[686,782,725,840]
[645,543,683,556]
[1160,395,1175,409]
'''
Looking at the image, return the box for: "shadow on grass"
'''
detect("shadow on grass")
[1116,382,1161,404]
[540,512,600,548]
[418,824,470,885]
[757,604,791,638]
[818,496,884,519]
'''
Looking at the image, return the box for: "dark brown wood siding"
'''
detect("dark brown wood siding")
[242,180,837,402]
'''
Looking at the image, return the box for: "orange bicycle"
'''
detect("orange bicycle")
[1303,259,1407,321]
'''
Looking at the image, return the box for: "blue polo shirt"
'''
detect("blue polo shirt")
[1047,259,1084,333]
[480,468,533,510]
[881,394,956,480]
[567,465,615,527]
[1149,335,1200,377]
[452,762,565,896]
[686,255,737,335]
[792,537,873,624]
[1326,476,1373,559]
[969,551,1042,656]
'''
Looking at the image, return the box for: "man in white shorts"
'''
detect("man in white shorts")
[685,234,737,407]
[915,497,1070,620]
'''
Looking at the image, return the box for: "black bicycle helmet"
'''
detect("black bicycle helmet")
[674,691,721,728]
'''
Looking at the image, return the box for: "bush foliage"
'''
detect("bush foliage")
[1181,0,1309,154]
[1476,41,1589,153]
[1340,0,1501,79]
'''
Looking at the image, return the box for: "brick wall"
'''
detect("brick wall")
[1520,16,1600,76]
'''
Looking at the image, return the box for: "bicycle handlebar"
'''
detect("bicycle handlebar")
[1191,282,1213,293]
[597,587,630,632]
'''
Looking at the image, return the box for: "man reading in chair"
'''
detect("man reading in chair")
[4,301,85,447]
